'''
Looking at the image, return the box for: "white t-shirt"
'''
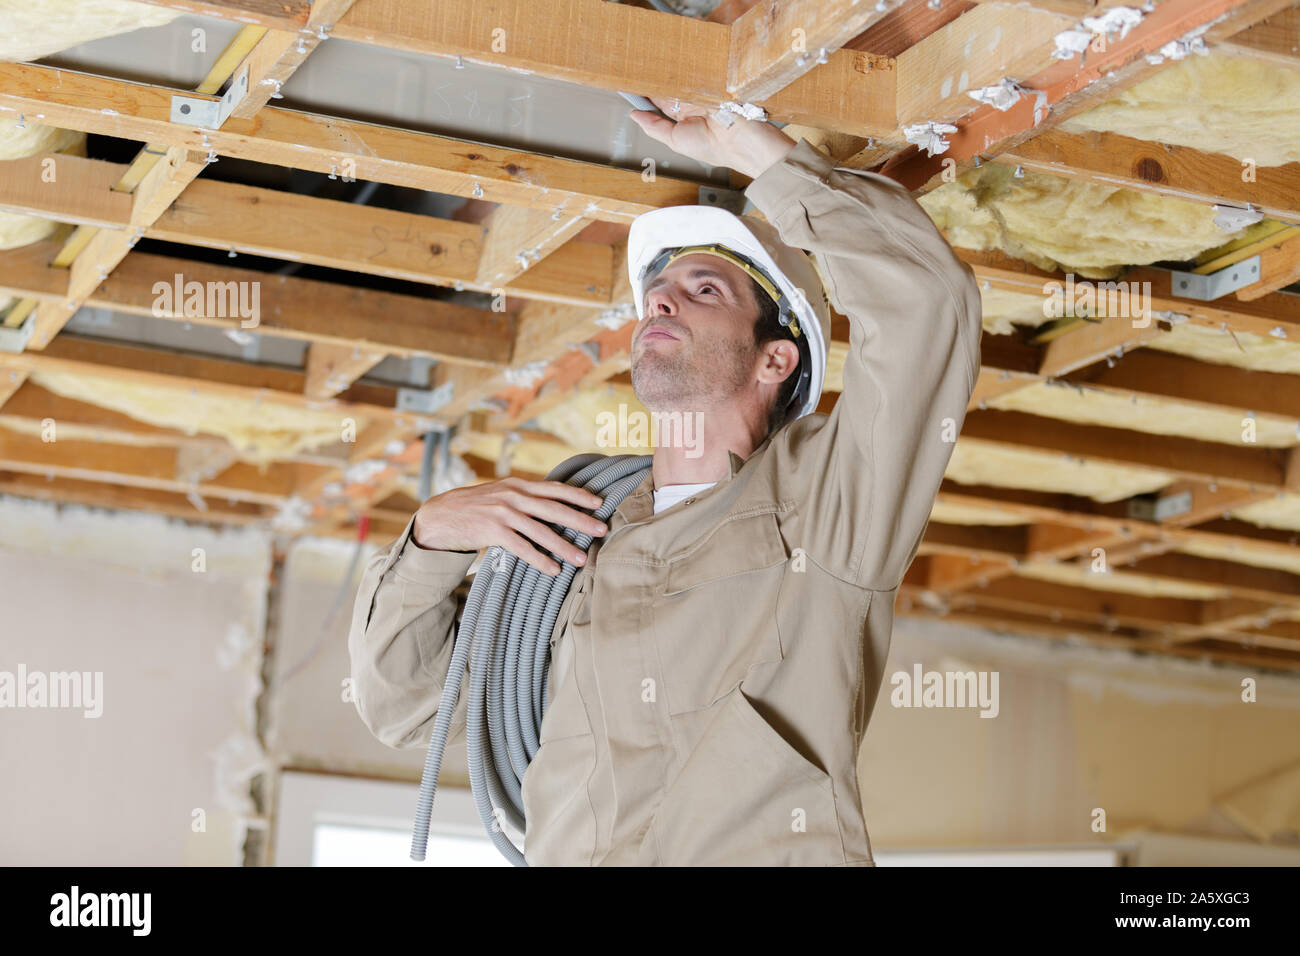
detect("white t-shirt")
[652,481,718,515]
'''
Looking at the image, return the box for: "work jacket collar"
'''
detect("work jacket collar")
[613,435,774,527]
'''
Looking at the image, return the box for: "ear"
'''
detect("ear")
[755,338,800,386]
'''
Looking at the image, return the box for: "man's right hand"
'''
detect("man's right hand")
[411,477,608,576]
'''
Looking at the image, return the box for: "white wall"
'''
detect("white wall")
[0,497,271,865]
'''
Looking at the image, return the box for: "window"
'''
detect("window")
[275,771,516,867]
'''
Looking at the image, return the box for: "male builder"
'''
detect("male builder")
[348,97,981,865]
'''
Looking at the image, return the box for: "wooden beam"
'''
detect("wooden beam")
[227,0,356,119]
[0,471,269,526]
[962,247,1300,341]
[17,22,275,349]
[990,129,1300,223]
[1127,552,1300,605]
[136,0,897,136]
[895,0,1073,125]
[1237,232,1300,301]
[844,0,977,58]
[0,247,513,367]
[0,155,132,228]
[6,336,402,418]
[475,204,592,289]
[1221,4,1300,65]
[304,343,387,400]
[727,0,893,103]
[1067,348,1300,421]
[886,0,1295,193]
[0,429,325,505]
[0,364,25,411]
[149,177,614,305]
[0,63,701,222]
[904,602,1300,674]
[954,575,1206,628]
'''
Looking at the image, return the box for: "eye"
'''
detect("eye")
[696,284,718,296]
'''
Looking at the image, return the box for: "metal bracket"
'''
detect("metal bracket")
[1167,256,1261,301]
[170,66,249,129]
[0,313,34,353]
[698,185,746,215]
[396,381,454,415]
[1127,490,1192,523]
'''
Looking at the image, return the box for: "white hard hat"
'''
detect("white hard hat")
[627,205,832,427]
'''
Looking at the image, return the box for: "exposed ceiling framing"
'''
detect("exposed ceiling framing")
[1,0,1299,673]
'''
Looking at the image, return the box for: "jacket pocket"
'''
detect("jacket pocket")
[657,510,790,714]
[522,732,597,865]
[663,510,788,594]
[648,685,844,866]
[540,569,591,743]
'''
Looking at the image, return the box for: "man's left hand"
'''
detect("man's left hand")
[629,97,796,180]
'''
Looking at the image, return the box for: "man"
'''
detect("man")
[348,97,981,865]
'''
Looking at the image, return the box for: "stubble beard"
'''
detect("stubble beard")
[631,333,754,415]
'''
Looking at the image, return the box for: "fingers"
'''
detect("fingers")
[508,491,608,538]
[629,109,674,146]
[498,529,566,577]
[523,480,605,512]
[507,512,590,570]
[648,95,706,119]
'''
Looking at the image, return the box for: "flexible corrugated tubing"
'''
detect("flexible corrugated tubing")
[410,452,653,865]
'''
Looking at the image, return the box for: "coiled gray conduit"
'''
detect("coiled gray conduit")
[410,453,653,865]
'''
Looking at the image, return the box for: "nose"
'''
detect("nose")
[643,285,677,318]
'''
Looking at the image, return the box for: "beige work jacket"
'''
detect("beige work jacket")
[348,138,982,865]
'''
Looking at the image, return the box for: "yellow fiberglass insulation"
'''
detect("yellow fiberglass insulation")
[1229,493,1300,533]
[928,500,1029,526]
[0,0,177,62]
[1060,52,1300,168]
[988,379,1299,448]
[918,164,1245,279]
[980,286,1055,336]
[1014,560,1227,601]
[30,370,363,463]
[1147,323,1300,375]
[944,440,1172,502]
[1176,539,1300,578]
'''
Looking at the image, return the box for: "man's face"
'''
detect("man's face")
[630,253,763,411]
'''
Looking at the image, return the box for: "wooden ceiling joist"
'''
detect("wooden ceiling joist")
[989,129,1300,223]
[0,155,616,306]
[885,0,1295,194]
[4,336,402,420]
[0,429,324,506]
[134,0,899,138]
[0,62,703,221]
[0,246,513,368]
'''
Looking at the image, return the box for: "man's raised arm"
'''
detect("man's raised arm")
[744,138,982,590]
